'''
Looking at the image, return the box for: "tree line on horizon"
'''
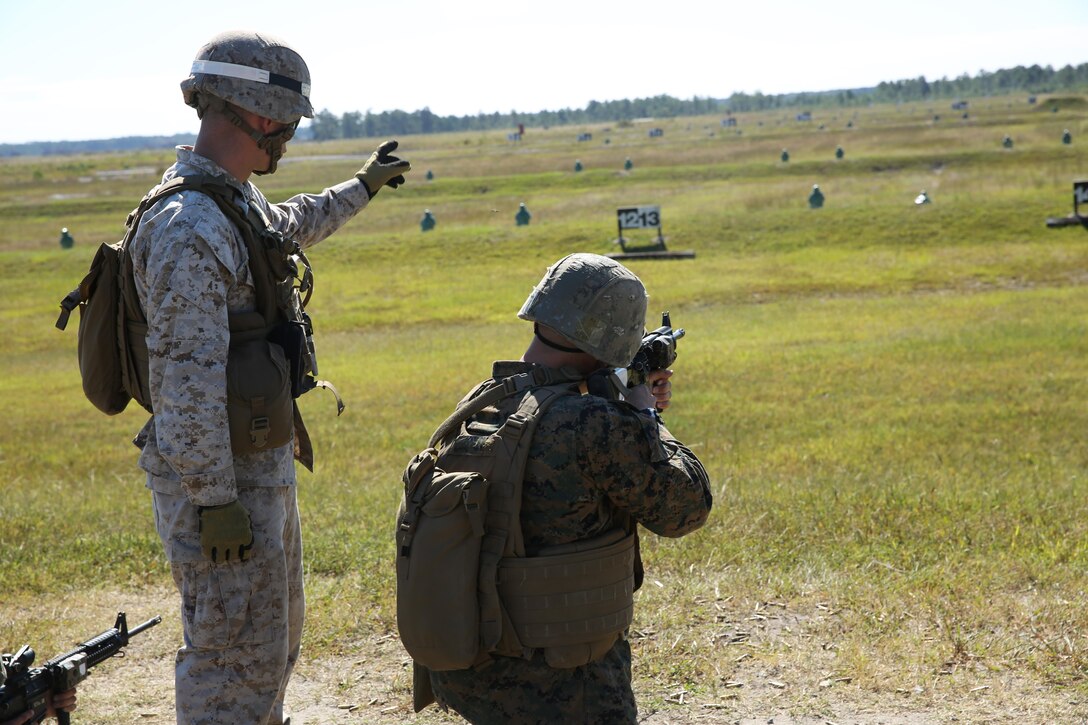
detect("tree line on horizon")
[305,63,1088,141]
[3,63,1087,157]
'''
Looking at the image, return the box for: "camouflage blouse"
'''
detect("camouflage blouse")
[130,146,371,506]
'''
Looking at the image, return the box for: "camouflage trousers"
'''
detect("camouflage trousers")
[429,639,637,724]
[151,483,305,725]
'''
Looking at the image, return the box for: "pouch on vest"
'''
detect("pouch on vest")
[396,449,490,671]
[499,528,636,668]
[267,318,312,399]
[226,314,293,456]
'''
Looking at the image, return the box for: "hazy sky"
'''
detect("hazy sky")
[2,0,1086,144]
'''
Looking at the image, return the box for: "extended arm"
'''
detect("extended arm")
[254,140,411,249]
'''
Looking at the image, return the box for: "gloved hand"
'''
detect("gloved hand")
[356,139,411,197]
[198,500,254,562]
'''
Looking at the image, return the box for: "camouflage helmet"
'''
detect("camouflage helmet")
[180,31,313,124]
[518,253,648,367]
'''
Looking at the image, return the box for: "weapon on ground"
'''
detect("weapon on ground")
[626,311,685,388]
[0,612,161,725]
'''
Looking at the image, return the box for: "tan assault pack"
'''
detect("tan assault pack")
[396,366,640,711]
[56,174,340,466]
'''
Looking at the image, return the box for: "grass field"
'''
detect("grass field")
[2,95,1088,723]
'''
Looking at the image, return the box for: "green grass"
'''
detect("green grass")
[2,93,1088,714]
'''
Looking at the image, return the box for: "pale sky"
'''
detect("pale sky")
[1,0,1086,145]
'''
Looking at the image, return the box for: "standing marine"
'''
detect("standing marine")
[129,30,409,724]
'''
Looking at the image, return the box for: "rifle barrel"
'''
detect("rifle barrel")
[128,616,162,639]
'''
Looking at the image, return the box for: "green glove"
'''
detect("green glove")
[199,500,254,563]
[356,139,411,197]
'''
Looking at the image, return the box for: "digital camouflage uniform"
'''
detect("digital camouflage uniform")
[130,146,372,724]
[429,360,712,725]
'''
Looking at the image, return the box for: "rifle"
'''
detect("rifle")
[0,612,161,725]
[587,311,686,402]
[626,311,685,388]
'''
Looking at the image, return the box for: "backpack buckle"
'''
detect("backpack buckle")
[55,288,82,331]
[501,372,537,396]
[499,413,528,442]
[249,416,270,447]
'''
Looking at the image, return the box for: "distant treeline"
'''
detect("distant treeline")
[3,63,1086,156]
[309,63,1088,140]
[307,95,724,140]
[726,63,1088,112]
[0,134,194,158]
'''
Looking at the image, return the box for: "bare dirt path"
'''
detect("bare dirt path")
[10,587,1086,724]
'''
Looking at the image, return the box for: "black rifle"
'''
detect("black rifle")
[626,311,685,388]
[0,612,160,725]
[586,311,686,402]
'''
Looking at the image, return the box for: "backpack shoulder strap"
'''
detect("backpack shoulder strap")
[427,372,535,449]
[123,175,224,236]
[427,366,583,449]
[58,172,290,333]
[493,382,578,556]
[120,174,263,322]
[476,379,579,658]
[54,176,210,331]
[143,174,282,328]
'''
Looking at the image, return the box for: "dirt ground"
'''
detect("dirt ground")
[15,586,1088,724]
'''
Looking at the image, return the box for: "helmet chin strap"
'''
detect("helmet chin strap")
[222,105,298,175]
[534,323,584,354]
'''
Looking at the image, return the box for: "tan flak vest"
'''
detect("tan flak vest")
[396,366,642,712]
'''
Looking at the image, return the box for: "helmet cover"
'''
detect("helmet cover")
[518,253,647,367]
[180,30,313,123]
